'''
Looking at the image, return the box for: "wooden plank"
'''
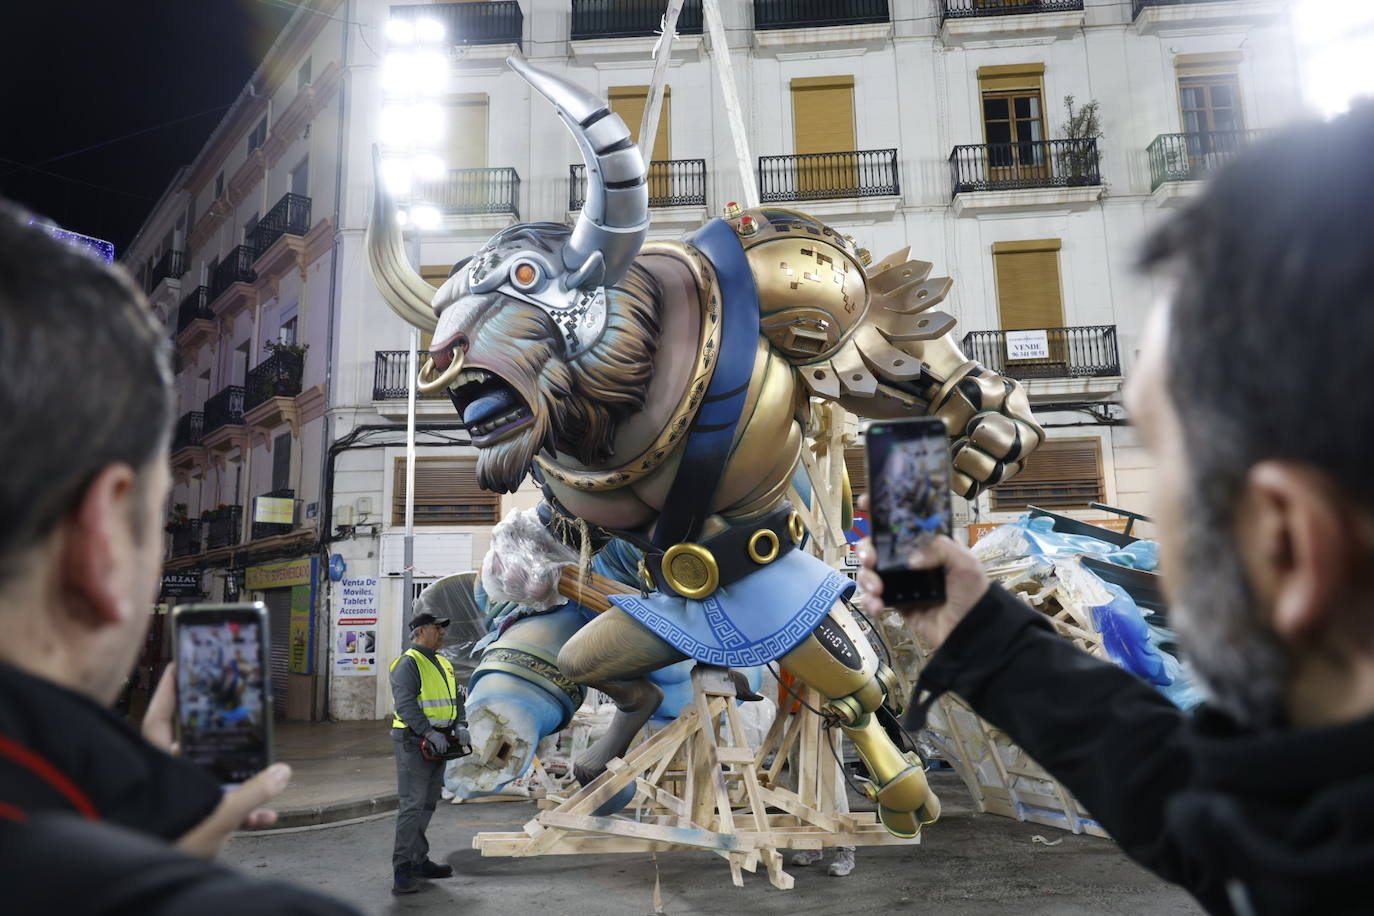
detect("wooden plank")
[538,812,739,852]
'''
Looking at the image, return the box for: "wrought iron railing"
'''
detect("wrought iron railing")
[940,0,1083,22]
[373,350,447,401]
[209,245,256,302]
[169,519,203,558]
[251,488,296,541]
[570,159,707,211]
[175,286,213,334]
[244,348,305,411]
[414,168,520,217]
[204,505,243,550]
[172,411,204,452]
[961,326,1120,380]
[571,0,703,39]
[758,149,899,203]
[203,385,245,436]
[149,249,187,293]
[249,193,311,255]
[754,0,889,29]
[1132,0,1230,18]
[1147,129,1270,190]
[949,138,1101,195]
[390,1,523,48]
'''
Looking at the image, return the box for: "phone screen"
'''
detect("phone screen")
[174,603,272,786]
[866,418,953,605]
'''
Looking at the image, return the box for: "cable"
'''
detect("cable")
[767,662,874,800]
[0,156,156,202]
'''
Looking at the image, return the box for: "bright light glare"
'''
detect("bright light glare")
[413,153,447,180]
[1292,0,1374,118]
[395,208,409,226]
[381,52,415,95]
[381,157,414,195]
[410,204,442,230]
[379,104,415,146]
[411,104,445,145]
[412,50,448,91]
[384,18,414,45]
[414,17,445,44]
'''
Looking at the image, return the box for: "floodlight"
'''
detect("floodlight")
[410,103,445,145]
[414,17,445,45]
[384,18,415,45]
[410,205,441,229]
[381,157,414,195]
[381,52,416,95]
[379,103,415,147]
[413,50,448,91]
[413,153,447,180]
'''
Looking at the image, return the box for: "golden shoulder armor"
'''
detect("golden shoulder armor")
[728,207,871,362]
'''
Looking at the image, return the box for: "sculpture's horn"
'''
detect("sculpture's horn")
[365,144,438,333]
[507,56,648,290]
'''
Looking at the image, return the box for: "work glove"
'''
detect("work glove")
[424,730,450,755]
[454,724,471,750]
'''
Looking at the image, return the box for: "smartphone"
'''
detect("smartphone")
[172,602,273,787]
[865,417,953,606]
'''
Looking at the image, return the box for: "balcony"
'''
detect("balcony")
[961,326,1120,398]
[414,168,520,229]
[250,193,311,260]
[570,159,706,222]
[1148,129,1270,204]
[390,1,522,54]
[172,411,205,452]
[169,519,203,559]
[757,149,899,218]
[209,244,257,317]
[949,139,1102,215]
[244,348,305,412]
[202,385,246,451]
[572,0,702,40]
[251,489,296,541]
[373,350,450,419]
[1132,0,1284,33]
[175,286,215,350]
[148,249,187,295]
[752,0,891,53]
[939,0,1084,43]
[203,505,243,551]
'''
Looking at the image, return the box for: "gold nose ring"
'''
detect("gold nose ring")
[417,347,465,394]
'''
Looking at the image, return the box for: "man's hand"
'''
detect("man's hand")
[425,730,450,755]
[176,764,292,857]
[454,725,471,750]
[144,664,293,857]
[854,494,989,651]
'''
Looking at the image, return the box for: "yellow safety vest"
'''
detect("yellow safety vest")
[390,648,458,730]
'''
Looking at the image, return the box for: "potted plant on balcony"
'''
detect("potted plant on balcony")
[165,503,189,534]
[251,340,308,404]
[1057,95,1102,187]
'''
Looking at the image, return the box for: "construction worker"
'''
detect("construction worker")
[389,611,465,894]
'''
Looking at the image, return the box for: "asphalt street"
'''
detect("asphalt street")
[224,772,1203,916]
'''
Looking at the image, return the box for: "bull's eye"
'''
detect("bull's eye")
[513,262,539,289]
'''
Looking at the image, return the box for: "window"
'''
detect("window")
[243,212,259,246]
[609,85,673,200]
[247,116,269,155]
[297,57,312,92]
[290,157,310,197]
[978,64,1046,174]
[235,341,251,387]
[279,316,298,346]
[444,93,489,170]
[990,437,1104,512]
[392,457,499,526]
[993,239,1064,332]
[214,172,225,200]
[790,76,856,194]
[272,433,292,493]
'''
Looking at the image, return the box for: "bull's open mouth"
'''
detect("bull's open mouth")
[448,367,534,444]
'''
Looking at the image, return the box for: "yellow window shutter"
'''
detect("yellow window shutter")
[791,76,856,155]
[393,457,499,526]
[990,438,1104,511]
[1175,51,1242,78]
[609,85,671,162]
[993,239,1064,331]
[446,93,489,169]
[977,63,1046,94]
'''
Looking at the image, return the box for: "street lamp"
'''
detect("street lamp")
[381,14,448,631]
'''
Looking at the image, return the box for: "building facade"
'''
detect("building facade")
[126,0,1301,722]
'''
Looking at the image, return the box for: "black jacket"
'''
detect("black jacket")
[0,663,359,914]
[913,585,1374,916]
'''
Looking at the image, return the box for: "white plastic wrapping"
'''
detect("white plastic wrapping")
[480,506,579,611]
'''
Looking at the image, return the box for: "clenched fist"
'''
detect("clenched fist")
[932,369,1044,499]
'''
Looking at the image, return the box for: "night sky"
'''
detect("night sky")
[0,1,295,255]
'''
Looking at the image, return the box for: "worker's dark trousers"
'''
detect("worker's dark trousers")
[392,730,444,871]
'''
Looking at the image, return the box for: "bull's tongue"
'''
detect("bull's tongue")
[463,384,519,426]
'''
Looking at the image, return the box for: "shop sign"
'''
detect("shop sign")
[245,557,314,591]
[335,576,379,677]
[254,496,295,525]
[160,572,203,598]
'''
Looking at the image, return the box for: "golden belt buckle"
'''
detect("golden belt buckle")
[660,543,719,599]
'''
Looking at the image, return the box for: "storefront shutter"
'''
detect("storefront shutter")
[261,588,293,718]
[990,437,1105,512]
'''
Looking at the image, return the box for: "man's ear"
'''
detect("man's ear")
[59,464,139,626]
[1237,461,1352,641]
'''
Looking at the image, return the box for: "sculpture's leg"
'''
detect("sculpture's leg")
[778,602,940,839]
[557,607,687,784]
